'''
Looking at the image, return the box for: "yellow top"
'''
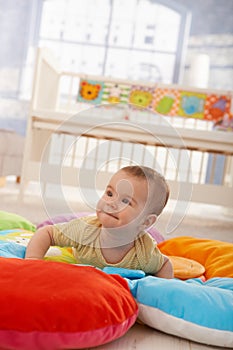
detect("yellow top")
[52,216,164,275]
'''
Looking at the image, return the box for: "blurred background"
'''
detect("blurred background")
[0,0,232,127]
[0,0,232,238]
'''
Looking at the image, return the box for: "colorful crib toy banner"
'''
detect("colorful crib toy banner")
[77,78,233,123]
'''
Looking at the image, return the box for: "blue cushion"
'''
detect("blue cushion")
[0,241,26,258]
[130,276,233,347]
[0,229,33,258]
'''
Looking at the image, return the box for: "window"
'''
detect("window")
[39,0,191,83]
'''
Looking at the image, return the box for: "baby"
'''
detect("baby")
[25,165,173,278]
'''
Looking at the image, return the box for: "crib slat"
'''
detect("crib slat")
[198,151,205,184]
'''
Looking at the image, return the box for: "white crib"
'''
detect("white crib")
[0,129,24,182]
[19,48,233,209]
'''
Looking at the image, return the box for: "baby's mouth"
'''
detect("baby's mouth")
[103,211,119,220]
[96,208,119,220]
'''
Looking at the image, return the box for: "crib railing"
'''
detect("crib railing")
[57,71,217,131]
[31,48,233,132]
[20,112,233,208]
[19,48,233,209]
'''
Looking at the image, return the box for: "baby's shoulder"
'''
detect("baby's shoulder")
[79,215,101,227]
[141,230,155,240]
[137,231,156,246]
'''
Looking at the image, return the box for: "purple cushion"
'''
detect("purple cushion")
[37,212,164,243]
[36,212,91,229]
[148,226,164,243]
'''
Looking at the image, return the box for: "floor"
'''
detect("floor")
[1,177,233,350]
[86,323,230,350]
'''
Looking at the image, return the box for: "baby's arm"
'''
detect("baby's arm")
[25,225,55,260]
[155,255,174,279]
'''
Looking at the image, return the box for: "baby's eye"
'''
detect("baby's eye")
[106,190,113,197]
[122,198,131,205]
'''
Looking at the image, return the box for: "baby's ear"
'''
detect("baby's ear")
[142,214,157,229]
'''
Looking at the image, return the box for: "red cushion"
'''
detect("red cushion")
[0,258,138,350]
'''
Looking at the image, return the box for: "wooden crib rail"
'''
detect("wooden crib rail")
[20,113,233,208]
[31,114,233,154]
[32,49,233,131]
[19,48,233,208]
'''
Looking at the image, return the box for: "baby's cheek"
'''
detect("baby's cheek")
[96,197,104,211]
[117,201,129,212]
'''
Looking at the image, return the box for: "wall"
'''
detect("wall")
[0,0,42,124]
[0,0,232,106]
[176,0,233,90]
[183,34,233,90]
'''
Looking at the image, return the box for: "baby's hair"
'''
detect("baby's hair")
[120,165,170,216]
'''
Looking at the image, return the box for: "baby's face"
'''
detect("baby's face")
[96,170,149,233]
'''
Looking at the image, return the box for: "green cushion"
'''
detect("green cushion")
[0,211,36,232]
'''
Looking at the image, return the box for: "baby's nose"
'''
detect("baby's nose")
[106,200,118,212]
[105,198,128,213]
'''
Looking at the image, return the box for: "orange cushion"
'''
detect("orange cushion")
[158,236,233,280]
[169,256,205,280]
